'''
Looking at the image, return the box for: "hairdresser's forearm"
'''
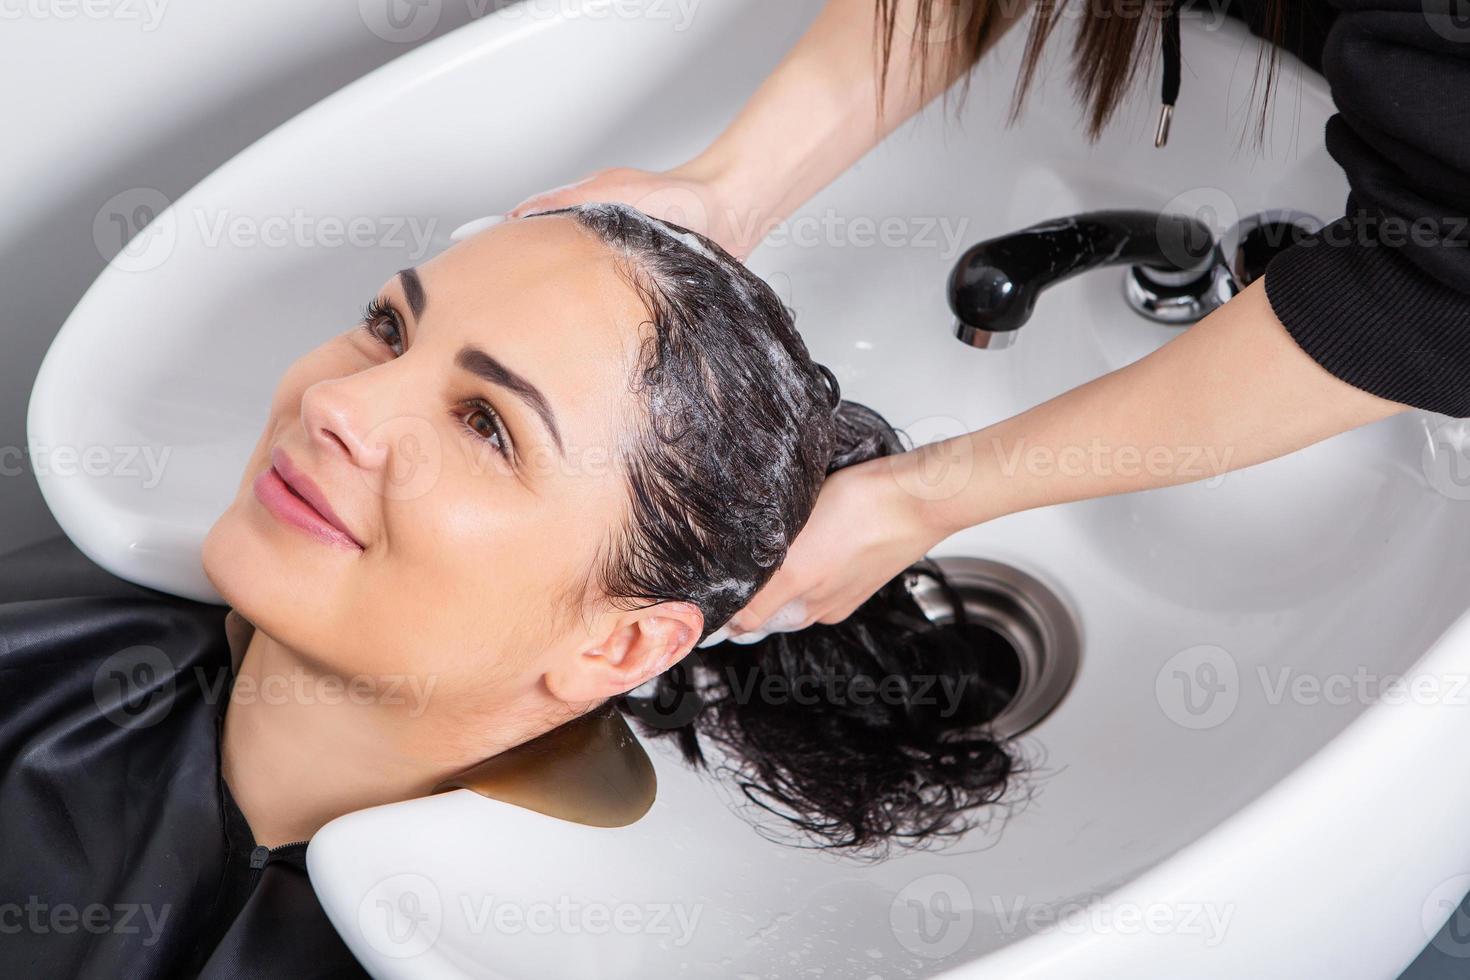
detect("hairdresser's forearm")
[677,0,1024,240]
[897,278,1409,534]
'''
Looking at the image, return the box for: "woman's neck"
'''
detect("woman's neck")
[220,626,513,848]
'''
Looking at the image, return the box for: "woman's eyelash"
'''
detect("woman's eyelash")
[356,296,514,461]
[359,296,404,353]
[456,398,513,460]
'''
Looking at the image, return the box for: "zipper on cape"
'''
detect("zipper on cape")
[248,840,308,871]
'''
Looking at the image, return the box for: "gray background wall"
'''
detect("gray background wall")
[0,1,1465,975]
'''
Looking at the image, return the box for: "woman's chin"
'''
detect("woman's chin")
[203,497,327,615]
[202,504,354,668]
[202,515,273,630]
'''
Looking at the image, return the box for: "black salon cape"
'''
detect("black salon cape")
[0,536,369,979]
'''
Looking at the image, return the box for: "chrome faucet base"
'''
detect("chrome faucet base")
[1124,261,1238,325]
[1123,208,1323,327]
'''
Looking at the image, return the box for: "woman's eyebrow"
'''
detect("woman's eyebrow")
[394,265,564,456]
[396,267,427,319]
[456,345,565,457]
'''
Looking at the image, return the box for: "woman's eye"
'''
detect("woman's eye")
[359,298,404,355]
[357,296,512,462]
[460,400,511,459]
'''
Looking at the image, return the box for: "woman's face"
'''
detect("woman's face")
[203,215,702,747]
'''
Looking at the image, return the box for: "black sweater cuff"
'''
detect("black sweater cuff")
[1263,208,1470,419]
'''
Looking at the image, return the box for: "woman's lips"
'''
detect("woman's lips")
[252,449,364,551]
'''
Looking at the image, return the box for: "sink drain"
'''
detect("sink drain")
[907,557,1080,738]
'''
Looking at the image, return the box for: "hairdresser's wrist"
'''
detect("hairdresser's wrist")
[863,449,959,555]
[668,152,787,259]
[880,437,1013,544]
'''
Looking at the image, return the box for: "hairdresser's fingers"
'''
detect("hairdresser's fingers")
[730,455,953,641]
[759,599,810,633]
[727,470,890,636]
[696,626,732,649]
[726,566,810,637]
[505,166,673,218]
[713,599,810,647]
[753,604,815,633]
[814,593,866,626]
[506,172,610,218]
[507,167,708,229]
[505,166,755,259]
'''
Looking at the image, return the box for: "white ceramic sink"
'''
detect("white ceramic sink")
[28,2,1470,977]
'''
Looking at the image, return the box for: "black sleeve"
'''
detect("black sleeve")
[1261,0,1470,418]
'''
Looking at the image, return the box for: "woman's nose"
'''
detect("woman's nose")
[298,375,393,473]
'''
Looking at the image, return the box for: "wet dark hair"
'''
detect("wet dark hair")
[530,203,1021,854]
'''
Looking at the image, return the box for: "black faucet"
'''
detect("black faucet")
[947,208,1323,349]
[947,209,1218,349]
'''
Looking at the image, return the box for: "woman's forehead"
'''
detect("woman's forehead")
[421,214,646,347]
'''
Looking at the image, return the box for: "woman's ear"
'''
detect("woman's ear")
[544,601,703,706]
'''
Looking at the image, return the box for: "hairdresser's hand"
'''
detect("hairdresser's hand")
[704,452,953,645]
[507,165,760,260]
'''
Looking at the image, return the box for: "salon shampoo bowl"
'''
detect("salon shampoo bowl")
[28,1,1470,977]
